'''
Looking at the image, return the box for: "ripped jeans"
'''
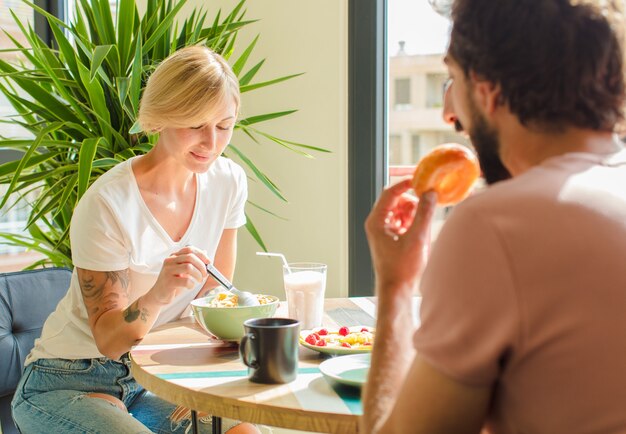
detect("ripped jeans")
[11,354,239,434]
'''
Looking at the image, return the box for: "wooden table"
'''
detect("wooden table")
[130,297,394,433]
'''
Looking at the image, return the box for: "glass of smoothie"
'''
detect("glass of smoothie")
[282,262,327,330]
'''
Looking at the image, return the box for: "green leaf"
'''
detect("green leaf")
[72,5,90,42]
[238,110,298,127]
[93,158,122,168]
[240,73,304,93]
[0,123,65,209]
[129,22,143,114]
[116,76,130,104]
[232,35,259,76]
[77,138,101,200]
[244,213,267,252]
[117,0,137,67]
[0,61,83,125]
[52,173,78,220]
[90,45,113,81]
[248,200,287,221]
[252,128,332,154]
[238,59,264,86]
[48,22,80,79]
[0,151,63,177]
[25,188,64,230]
[77,63,111,142]
[0,232,70,266]
[228,144,287,202]
[129,120,142,134]
[96,0,117,44]
[142,0,188,53]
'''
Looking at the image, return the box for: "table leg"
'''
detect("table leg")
[212,416,222,434]
[191,410,199,434]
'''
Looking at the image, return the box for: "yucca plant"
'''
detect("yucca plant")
[0,0,328,269]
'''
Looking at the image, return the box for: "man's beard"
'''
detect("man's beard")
[466,106,512,185]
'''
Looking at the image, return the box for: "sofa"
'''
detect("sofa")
[0,268,71,434]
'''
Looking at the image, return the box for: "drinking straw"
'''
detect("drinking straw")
[256,252,292,273]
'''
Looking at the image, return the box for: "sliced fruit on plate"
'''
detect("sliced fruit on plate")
[301,326,375,350]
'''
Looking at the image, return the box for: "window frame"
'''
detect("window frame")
[348,0,387,296]
[33,0,65,46]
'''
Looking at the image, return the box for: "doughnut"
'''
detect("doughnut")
[411,143,480,206]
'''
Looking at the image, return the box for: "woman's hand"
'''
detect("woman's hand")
[365,179,437,293]
[147,246,210,305]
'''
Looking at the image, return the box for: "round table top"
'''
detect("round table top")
[130,297,385,434]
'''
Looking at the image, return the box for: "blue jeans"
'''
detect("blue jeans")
[11,354,239,434]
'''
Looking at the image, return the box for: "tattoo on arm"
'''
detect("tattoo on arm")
[123,299,149,323]
[78,268,130,319]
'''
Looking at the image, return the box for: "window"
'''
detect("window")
[0,1,32,141]
[0,2,34,255]
[0,1,65,257]
[394,77,411,108]
[388,134,402,165]
[350,0,626,295]
[426,73,446,108]
[349,0,468,295]
[411,134,421,161]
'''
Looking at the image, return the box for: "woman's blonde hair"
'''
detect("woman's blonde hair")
[138,46,240,132]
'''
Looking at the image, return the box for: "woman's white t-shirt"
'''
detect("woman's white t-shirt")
[26,156,247,364]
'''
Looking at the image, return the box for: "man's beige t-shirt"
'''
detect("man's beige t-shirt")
[414,149,626,434]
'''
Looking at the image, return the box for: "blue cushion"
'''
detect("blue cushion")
[0,267,71,434]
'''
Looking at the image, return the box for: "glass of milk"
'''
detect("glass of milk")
[282,263,327,330]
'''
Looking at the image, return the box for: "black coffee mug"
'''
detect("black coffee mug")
[239,317,300,384]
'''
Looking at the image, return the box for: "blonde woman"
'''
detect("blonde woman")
[12,46,262,434]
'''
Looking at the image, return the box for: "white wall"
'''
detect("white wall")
[183,1,349,299]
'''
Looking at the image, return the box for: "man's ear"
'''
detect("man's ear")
[469,71,501,115]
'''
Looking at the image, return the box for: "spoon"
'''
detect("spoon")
[205,263,260,307]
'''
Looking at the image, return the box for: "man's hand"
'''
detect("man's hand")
[361,180,437,434]
[365,179,437,292]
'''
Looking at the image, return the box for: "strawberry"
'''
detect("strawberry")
[363,342,372,346]
[305,334,318,346]
[317,328,329,336]
[338,326,350,337]
[341,342,352,348]
[360,327,369,332]
[315,339,327,347]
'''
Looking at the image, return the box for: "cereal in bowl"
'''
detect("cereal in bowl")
[208,292,275,308]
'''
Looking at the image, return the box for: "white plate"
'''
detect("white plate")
[319,353,371,388]
[299,327,374,355]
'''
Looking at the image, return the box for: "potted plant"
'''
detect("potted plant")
[0,0,328,268]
